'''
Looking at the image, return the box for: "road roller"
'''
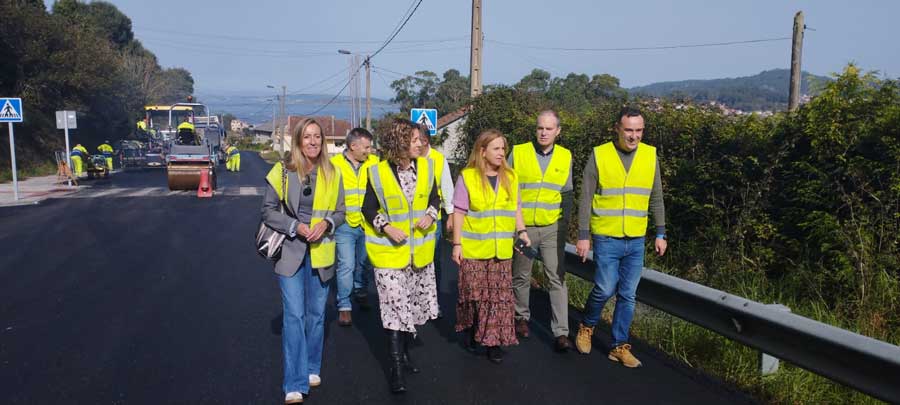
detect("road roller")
[167,143,216,190]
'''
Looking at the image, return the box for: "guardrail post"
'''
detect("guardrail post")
[760,304,791,375]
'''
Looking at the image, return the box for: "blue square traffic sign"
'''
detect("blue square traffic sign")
[410,108,437,136]
[0,98,23,123]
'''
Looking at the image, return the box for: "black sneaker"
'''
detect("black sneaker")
[487,346,504,364]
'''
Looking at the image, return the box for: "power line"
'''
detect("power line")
[288,66,352,95]
[370,0,424,59]
[303,64,364,116]
[134,25,462,45]
[485,36,793,52]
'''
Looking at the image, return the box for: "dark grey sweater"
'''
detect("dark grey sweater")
[577,143,665,240]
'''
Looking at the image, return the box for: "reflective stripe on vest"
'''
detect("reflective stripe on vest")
[363,158,436,269]
[331,154,379,227]
[512,142,571,226]
[265,162,340,268]
[589,142,656,237]
[460,168,519,260]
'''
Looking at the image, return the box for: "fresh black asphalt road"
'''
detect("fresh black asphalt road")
[0,153,755,404]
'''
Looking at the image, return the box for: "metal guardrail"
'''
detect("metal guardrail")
[563,244,900,403]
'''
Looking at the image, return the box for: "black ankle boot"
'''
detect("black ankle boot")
[388,330,407,393]
[401,332,421,373]
[487,346,504,364]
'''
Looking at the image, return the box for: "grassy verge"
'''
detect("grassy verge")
[0,160,58,183]
[554,271,887,404]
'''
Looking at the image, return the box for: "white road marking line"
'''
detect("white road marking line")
[239,187,258,196]
[92,188,126,198]
[126,187,160,197]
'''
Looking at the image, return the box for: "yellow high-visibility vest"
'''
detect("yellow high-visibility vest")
[98,144,113,153]
[512,142,571,227]
[363,158,437,269]
[177,121,194,131]
[426,147,446,200]
[590,142,656,237]
[137,120,147,131]
[331,153,379,228]
[460,167,519,260]
[266,162,340,268]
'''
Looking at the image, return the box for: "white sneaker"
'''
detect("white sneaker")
[309,374,321,387]
[284,391,303,404]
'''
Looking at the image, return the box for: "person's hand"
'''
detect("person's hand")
[576,239,591,263]
[451,244,462,265]
[416,214,435,230]
[655,237,668,257]
[297,223,310,238]
[306,221,329,243]
[514,231,531,254]
[383,225,408,244]
[445,218,454,233]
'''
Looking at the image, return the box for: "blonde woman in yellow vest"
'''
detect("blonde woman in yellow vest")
[330,128,378,327]
[362,118,439,394]
[451,129,531,364]
[573,107,668,369]
[416,125,454,318]
[508,110,575,352]
[261,118,345,403]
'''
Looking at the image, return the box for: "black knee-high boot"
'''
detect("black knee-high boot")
[401,332,421,373]
[388,330,407,393]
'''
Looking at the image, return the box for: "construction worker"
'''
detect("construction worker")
[330,128,378,326]
[225,143,241,172]
[98,141,114,170]
[508,110,574,352]
[417,124,453,318]
[177,117,196,145]
[136,118,147,133]
[70,143,88,177]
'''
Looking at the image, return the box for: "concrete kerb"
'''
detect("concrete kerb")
[0,174,89,207]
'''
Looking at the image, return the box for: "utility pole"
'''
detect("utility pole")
[469,0,483,98]
[788,11,804,111]
[365,55,371,131]
[271,102,277,154]
[281,85,287,149]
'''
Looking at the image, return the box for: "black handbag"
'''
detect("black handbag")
[256,167,289,261]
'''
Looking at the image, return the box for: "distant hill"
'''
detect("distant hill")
[630,69,832,111]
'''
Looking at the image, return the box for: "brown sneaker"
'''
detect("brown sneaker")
[338,310,352,327]
[608,344,642,368]
[515,319,530,339]
[575,323,593,354]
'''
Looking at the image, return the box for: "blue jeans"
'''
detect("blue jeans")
[335,223,369,310]
[581,235,645,347]
[279,254,330,394]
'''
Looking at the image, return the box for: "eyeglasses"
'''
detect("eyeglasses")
[302,175,312,196]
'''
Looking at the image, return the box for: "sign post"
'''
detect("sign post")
[56,111,77,186]
[410,108,438,136]
[1,98,24,201]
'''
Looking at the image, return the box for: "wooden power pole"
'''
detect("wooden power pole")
[365,55,371,131]
[469,0,483,98]
[788,11,805,111]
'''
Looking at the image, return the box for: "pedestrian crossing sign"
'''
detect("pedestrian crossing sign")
[410,108,437,136]
[0,98,23,123]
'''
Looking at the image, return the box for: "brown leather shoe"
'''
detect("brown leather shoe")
[515,319,530,339]
[608,344,643,368]
[338,310,352,326]
[555,335,571,352]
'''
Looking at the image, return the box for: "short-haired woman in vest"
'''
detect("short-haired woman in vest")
[262,118,345,404]
[362,118,440,393]
[451,129,531,364]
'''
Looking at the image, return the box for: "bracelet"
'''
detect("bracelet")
[656,234,666,240]
[452,242,461,246]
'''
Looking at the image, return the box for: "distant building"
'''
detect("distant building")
[435,105,472,164]
[230,119,250,132]
[283,115,352,156]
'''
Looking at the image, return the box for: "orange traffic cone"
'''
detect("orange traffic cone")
[197,169,213,198]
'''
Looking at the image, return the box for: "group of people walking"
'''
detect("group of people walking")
[261,106,667,404]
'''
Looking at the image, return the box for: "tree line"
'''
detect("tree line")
[0,0,194,171]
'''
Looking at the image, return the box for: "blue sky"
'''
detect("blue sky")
[45,1,900,99]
